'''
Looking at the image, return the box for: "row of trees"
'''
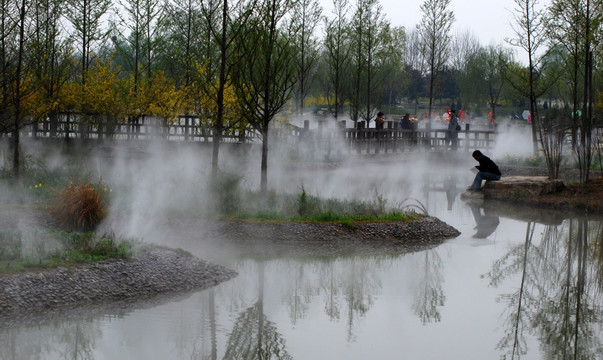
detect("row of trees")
[1,0,602,188]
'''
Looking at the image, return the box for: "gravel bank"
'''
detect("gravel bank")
[0,247,237,319]
[210,216,460,257]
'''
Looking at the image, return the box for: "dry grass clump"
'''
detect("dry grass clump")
[50,180,107,231]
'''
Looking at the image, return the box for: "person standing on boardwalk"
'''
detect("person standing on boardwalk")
[469,150,501,191]
[375,111,385,130]
[447,109,460,150]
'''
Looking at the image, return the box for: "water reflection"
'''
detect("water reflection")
[0,317,101,360]
[484,218,603,359]
[469,204,500,239]
[2,201,603,359]
[444,175,462,211]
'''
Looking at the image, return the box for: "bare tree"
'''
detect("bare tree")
[322,0,351,120]
[404,28,426,74]
[507,0,549,155]
[576,0,602,183]
[0,0,18,135]
[347,0,393,124]
[548,0,588,152]
[163,0,203,88]
[231,0,297,194]
[9,0,33,178]
[449,28,480,72]
[31,0,72,137]
[113,0,166,137]
[66,0,110,86]
[199,0,256,182]
[417,0,454,130]
[288,0,322,115]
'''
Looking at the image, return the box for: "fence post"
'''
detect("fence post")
[357,121,364,154]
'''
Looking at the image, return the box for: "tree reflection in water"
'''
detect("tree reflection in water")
[0,318,100,360]
[282,257,383,341]
[411,249,445,324]
[484,217,603,359]
[224,262,292,360]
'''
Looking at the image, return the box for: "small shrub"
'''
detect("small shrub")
[0,230,21,261]
[50,180,107,231]
[211,171,242,215]
[297,186,310,216]
[60,232,132,261]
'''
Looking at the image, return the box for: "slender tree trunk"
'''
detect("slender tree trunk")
[82,0,88,85]
[209,288,217,360]
[211,0,229,184]
[580,0,592,183]
[366,24,372,120]
[511,222,534,359]
[259,1,276,194]
[261,126,268,193]
[299,19,306,115]
[573,219,587,360]
[13,0,27,179]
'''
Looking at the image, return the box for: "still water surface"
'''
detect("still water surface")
[2,180,602,359]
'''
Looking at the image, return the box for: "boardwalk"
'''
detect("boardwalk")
[11,114,496,155]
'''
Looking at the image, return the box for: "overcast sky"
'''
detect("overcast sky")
[320,0,552,64]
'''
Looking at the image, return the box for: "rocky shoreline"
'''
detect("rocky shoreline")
[0,247,237,320]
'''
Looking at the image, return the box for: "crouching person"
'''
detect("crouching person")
[469,150,501,191]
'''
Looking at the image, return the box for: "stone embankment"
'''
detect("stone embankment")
[0,247,237,319]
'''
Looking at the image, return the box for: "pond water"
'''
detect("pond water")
[1,160,603,360]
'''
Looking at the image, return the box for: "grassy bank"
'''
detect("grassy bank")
[0,231,134,275]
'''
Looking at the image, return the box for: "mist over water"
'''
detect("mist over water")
[5,116,539,248]
[6,118,599,360]
[491,123,537,158]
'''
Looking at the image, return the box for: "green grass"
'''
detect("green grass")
[223,204,422,225]
[0,231,136,275]
[213,180,426,225]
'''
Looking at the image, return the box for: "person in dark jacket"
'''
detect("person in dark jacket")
[447,109,460,150]
[375,112,385,130]
[469,150,501,191]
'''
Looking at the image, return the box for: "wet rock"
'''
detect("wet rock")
[483,176,565,199]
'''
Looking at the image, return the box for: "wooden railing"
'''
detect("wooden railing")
[270,120,495,155]
[14,113,496,154]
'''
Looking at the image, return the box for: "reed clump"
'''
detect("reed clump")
[50,180,107,231]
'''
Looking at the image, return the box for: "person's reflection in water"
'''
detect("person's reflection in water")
[469,205,500,238]
[445,175,460,210]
